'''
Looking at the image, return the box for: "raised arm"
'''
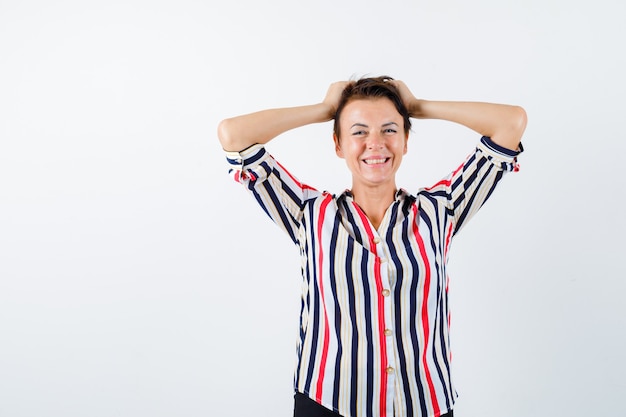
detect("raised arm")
[391,80,527,151]
[217,82,349,152]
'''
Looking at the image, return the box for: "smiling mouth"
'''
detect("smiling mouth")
[363,158,389,165]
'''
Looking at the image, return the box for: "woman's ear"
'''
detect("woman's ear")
[334,133,344,158]
[403,132,409,155]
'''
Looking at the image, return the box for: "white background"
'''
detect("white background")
[1,0,625,416]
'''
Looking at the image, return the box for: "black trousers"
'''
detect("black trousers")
[294,392,454,417]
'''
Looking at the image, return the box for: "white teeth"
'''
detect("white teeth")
[364,158,387,165]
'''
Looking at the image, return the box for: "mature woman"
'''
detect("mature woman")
[218,76,527,417]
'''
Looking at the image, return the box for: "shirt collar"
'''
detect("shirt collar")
[341,188,409,202]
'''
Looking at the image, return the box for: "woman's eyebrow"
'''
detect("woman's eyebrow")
[351,122,399,129]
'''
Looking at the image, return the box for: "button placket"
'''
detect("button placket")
[375,236,398,409]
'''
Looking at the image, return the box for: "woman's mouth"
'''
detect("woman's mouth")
[363,157,389,165]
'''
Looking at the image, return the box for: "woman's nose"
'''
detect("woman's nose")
[367,132,384,149]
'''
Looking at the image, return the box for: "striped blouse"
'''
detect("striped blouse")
[225,136,522,417]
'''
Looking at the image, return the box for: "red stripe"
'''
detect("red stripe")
[412,205,440,416]
[443,222,453,297]
[314,194,332,403]
[275,160,317,191]
[353,203,388,417]
[425,160,464,191]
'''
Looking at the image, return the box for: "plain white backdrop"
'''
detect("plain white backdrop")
[1,0,625,416]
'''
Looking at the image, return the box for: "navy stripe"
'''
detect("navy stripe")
[405,215,428,417]
[329,213,343,411]
[261,180,297,244]
[392,205,414,417]
[341,197,364,244]
[480,135,520,157]
[295,211,312,389]
[241,146,267,165]
[435,299,453,410]
[250,188,271,221]
[278,171,307,211]
[360,247,374,417]
[344,236,359,417]
[481,165,504,208]
[455,158,491,233]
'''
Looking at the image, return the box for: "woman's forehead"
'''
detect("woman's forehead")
[341,98,402,123]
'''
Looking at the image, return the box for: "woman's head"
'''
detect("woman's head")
[333,76,411,140]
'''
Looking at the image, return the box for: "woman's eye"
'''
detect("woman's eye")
[384,128,397,134]
[352,130,366,136]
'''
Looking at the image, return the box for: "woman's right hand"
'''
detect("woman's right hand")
[322,81,351,120]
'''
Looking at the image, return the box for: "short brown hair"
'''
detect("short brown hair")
[333,76,412,139]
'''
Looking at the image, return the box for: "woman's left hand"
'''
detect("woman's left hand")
[389,80,422,118]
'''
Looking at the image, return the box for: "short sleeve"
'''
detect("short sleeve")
[224,144,321,244]
[422,136,524,236]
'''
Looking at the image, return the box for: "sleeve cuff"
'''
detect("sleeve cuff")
[224,144,271,184]
[477,136,524,172]
[225,143,266,167]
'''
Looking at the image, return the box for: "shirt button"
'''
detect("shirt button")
[382,289,390,297]
[384,329,393,336]
[386,367,394,374]
[373,237,381,244]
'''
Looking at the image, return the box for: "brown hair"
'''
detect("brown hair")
[333,76,412,139]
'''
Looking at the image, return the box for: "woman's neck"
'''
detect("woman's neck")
[350,185,397,230]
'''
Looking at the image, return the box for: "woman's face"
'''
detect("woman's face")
[334,97,408,191]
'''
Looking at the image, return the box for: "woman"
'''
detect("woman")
[218,76,527,417]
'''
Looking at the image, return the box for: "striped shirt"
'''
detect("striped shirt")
[225,136,522,417]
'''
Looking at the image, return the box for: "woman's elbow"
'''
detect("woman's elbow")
[502,106,527,150]
[491,106,527,151]
[511,105,528,137]
[217,118,239,151]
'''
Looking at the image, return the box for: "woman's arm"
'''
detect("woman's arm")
[217,82,348,152]
[391,80,527,151]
